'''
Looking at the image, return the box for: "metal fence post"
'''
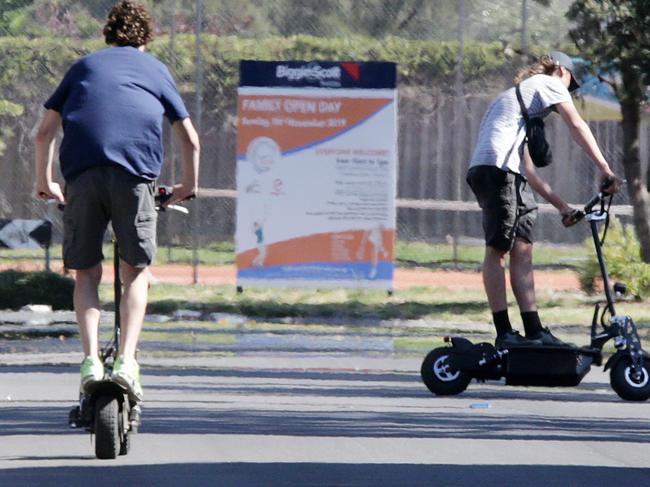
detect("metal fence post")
[452,0,466,269]
[167,0,177,264]
[192,0,204,284]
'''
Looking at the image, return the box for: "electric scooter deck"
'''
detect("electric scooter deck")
[502,343,599,387]
[69,379,141,429]
[442,336,601,387]
[84,378,141,405]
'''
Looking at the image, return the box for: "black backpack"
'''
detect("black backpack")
[516,84,552,168]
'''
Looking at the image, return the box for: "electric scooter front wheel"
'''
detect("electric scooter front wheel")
[94,395,121,459]
[610,357,650,401]
[421,347,471,396]
[119,429,131,456]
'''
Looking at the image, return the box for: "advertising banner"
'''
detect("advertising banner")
[236,60,397,290]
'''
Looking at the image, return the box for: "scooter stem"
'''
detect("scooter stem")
[112,239,121,356]
[590,219,616,317]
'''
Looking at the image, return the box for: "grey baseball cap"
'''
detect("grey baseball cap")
[548,51,580,91]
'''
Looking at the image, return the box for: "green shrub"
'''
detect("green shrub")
[0,270,74,310]
[579,217,650,298]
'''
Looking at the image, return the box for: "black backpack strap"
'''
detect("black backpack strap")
[515,84,530,124]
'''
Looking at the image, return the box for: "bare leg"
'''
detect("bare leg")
[118,260,149,360]
[74,264,103,358]
[509,238,536,313]
[482,246,508,312]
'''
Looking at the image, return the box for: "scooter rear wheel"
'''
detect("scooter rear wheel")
[95,395,120,459]
[610,357,650,401]
[421,347,471,396]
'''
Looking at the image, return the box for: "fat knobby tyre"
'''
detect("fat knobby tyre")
[94,395,120,459]
[421,347,471,396]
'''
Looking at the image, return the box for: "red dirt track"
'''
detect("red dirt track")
[3,262,580,291]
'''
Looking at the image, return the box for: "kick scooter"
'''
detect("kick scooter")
[68,186,189,459]
[421,181,650,401]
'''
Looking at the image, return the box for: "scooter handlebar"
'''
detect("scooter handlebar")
[583,193,603,214]
[582,177,617,215]
[42,184,192,214]
[600,176,616,195]
[564,177,617,227]
[155,185,194,214]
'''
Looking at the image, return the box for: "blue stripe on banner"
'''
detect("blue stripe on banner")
[238,262,394,281]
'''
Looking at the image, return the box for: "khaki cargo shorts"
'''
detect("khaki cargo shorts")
[466,165,538,252]
[63,166,157,270]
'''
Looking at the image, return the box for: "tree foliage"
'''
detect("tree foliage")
[1,0,574,47]
[579,218,650,298]
[568,0,650,261]
[568,0,650,105]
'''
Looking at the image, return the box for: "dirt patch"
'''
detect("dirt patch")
[3,262,579,291]
[393,268,579,291]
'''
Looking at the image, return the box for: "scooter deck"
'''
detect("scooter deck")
[504,344,600,387]
[69,380,136,430]
[85,379,141,405]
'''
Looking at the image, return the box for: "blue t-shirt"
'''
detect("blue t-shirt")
[44,46,189,181]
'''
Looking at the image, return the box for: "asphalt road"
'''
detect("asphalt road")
[1,349,650,487]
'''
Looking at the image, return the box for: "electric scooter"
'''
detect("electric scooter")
[420,182,650,401]
[68,186,189,459]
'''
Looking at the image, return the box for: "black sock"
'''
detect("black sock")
[493,310,512,336]
[521,311,543,337]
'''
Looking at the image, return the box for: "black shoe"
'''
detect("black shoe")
[495,330,542,349]
[527,327,575,348]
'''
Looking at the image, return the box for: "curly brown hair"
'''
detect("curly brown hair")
[514,55,560,84]
[103,1,154,47]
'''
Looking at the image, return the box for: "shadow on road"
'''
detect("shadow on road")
[147,298,488,321]
[3,403,648,444]
[1,463,649,487]
[2,364,648,444]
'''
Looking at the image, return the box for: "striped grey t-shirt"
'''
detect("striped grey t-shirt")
[468,74,572,175]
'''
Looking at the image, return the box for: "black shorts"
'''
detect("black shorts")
[466,165,538,251]
[63,166,157,269]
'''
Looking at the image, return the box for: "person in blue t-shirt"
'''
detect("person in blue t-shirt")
[34,0,200,401]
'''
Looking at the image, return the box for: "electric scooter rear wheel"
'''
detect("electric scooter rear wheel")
[610,357,650,401]
[94,395,120,459]
[421,347,471,396]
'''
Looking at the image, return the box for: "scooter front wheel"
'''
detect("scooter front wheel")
[421,347,471,396]
[119,430,130,456]
[94,395,120,459]
[610,356,650,401]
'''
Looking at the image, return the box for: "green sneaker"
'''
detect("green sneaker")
[80,356,104,393]
[111,356,143,401]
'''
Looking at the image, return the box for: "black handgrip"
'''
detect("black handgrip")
[155,185,174,208]
[583,177,616,214]
[562,209,584,227]
[40,193,65,211]
[600,176,615,195]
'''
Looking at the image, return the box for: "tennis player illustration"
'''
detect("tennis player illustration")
[251,220,267,267]
[357,224,388,279]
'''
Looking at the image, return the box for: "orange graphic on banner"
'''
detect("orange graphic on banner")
[237,96,393,156]
[236,229,395,269]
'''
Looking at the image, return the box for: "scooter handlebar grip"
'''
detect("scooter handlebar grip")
[601,176,615,195]
[562,209,584,227]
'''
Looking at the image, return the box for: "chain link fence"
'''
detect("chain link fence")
[0,0,640,275]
